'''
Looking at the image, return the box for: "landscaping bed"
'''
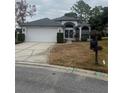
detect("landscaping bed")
[49,39,108,73]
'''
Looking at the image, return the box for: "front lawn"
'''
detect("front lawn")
[49,38,108,73]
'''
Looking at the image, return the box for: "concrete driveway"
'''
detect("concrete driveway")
[15,42,55,64]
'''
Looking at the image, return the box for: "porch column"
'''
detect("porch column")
[73,28,76,40]
[79,27,82,40]
[63,28,65,40]
[88,26,91,41]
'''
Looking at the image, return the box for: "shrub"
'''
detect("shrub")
[17,33,25,42]
[57,32,64,43]
[74,32,80,41]
[15,32,17,38]
[97,32,102,40]
[91,30,102,40]
[15,41,22,44]
[81,34,89,41]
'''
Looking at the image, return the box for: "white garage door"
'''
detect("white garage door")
[26,27,59,42]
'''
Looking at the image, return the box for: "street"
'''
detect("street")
[15,65,108,93]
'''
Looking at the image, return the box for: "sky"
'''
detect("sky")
[24,0,108,22]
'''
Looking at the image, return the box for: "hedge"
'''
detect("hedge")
[18,34,25,42]
[90,31,102,40]
[57,32,64,43]
[15,33,25,44]
[81,34,89,41]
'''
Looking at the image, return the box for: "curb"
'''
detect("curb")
[16,61,108,81]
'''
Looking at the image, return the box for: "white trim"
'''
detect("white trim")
[65,28,73,30]
[61,21,78,26]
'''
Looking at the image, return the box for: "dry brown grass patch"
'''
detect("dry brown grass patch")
[49,39,108,73]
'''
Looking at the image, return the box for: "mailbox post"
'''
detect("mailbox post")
[90,35,99,65]
[94,38,98,65]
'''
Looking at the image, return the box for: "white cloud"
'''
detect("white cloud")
[26,0,108,21]
[86,0,108,7]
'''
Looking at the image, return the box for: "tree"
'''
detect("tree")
[101,7,108,25]
[15,0,36,25]
[64,12,77,18]
[89,7,108,31]
[71,0,91,23]
[90,6,103,17]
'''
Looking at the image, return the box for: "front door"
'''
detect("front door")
[65,30,73,39]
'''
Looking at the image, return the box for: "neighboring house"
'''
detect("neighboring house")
[22,16,91,42]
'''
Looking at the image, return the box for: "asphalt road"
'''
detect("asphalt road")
[15,65,108,93]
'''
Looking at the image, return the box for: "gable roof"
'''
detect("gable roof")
[53,16,80,21]
[22,18,62,27]
[22,16,89,27]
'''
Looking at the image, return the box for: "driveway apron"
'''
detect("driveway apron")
[15,42,55,64]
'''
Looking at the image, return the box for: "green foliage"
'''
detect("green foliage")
[17,33,25,42]
[71,0,108,32]
[71,0,91,23]
[90,6,103,17]
[64,12,77,18]
[81,34,89,41]
[89,7,108,31]
[15,32,17,38]
[57,33,64,43]
[101,7,108,25]
[90,30,102,40]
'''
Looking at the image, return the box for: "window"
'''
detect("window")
[65,30,68,38]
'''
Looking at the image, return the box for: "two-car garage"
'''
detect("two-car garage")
[22,18,62,42]
[25,27,59,42]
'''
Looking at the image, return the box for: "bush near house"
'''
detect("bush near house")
[81,34,89,41]
[15,33,25,44]
[18,34,25,42]
[91,30,102,40]
[57,32,64,43]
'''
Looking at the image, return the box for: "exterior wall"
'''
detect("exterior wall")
[25,27,60,42]
[57,27,64,33]
[22,27,26,34]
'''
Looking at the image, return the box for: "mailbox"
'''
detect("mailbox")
[90,39,98,64]
[90,39,98,50]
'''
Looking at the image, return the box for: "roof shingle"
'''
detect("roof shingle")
[22,18,62,27]
[53,16,80,21]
